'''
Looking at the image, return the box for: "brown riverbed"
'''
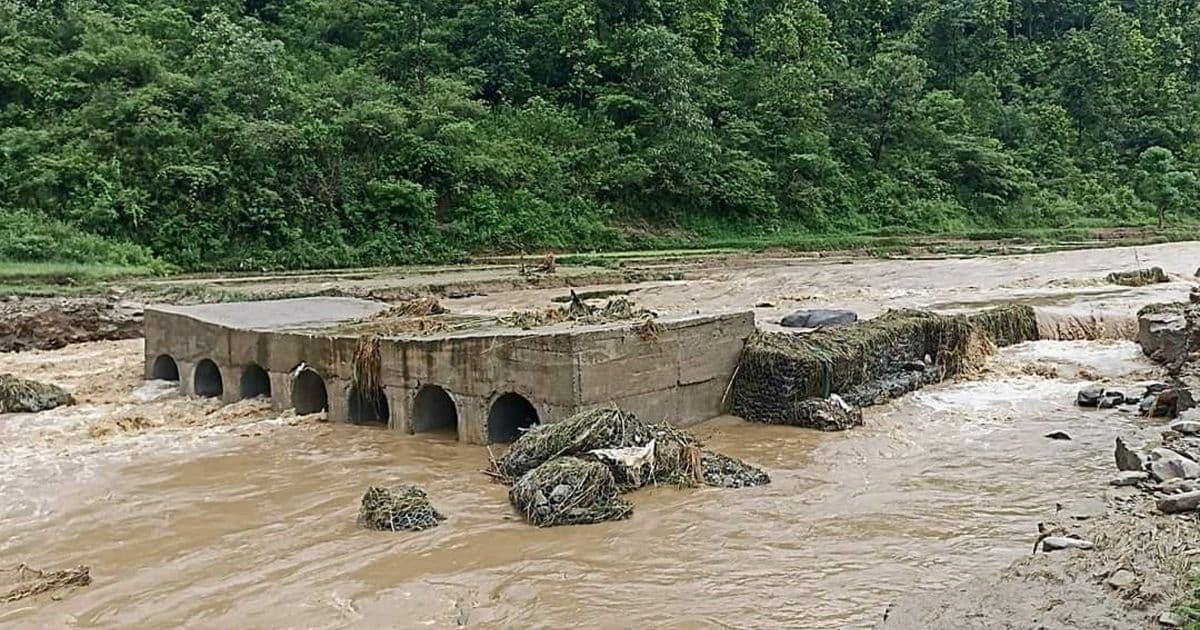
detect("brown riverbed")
[2,242,1198,628]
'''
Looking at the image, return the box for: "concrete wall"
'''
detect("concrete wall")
[144,301,755,444]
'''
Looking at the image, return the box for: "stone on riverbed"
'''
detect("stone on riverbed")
[0,374,74,413]
[1041,536,1094,552]
[779,308,858,329]
[1110,471,1150,487]
[1115,437,1148,472]
[1148,448,1200,482]
[1170,420,1200,435]
[1157,490,1200,514]
[1076,386,1125,409]
[1044,431,1071,440]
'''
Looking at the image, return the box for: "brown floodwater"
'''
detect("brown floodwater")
[1,243,1196,629]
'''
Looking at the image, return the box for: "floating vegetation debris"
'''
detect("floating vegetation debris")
[357,485,445,532]
[352,335,381,398]
[1,564,91,603]
[495,407,769,527]
[0,374,74,413]
[731,307,1035,424]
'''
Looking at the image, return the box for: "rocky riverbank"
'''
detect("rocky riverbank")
[880,298,1200,629]
[0,297,144,352]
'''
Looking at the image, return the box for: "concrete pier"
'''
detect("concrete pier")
[144,297,755,444]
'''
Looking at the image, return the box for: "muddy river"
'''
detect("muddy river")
[2,242,1198,628]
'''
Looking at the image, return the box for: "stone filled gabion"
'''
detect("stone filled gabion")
[699,451,771,488]
[0,374,74,413]
[731,307,1033,424]
[509,456,633,527]
[357,485,445,532]
[789,397,864,431]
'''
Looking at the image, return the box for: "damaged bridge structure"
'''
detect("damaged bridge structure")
[144,298,755,444]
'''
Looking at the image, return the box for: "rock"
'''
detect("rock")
[1149,448,1200,482]
[1156,478,1199,494]
[1105,569,1138,590]
[1170,420,1200,435]
[1159,611,1187,627]
[1041,536,1094,552]
[1044,431,1071,440]
[1159,491,1200,514]
[1110,471,1150,487]
[1137,312,1189,364]
[0,374,75,413]
[1077,387,1124,408]
[1107,266,1169,286]
[1141,387,1196,418]
[1115,437,1148,472]
[780,309,858,329]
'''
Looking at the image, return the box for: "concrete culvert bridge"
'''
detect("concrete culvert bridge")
[240,364,271,399]
[194,359,223,398]
[488,393,539,444]
[349,387,389,426]
[151,355,180,381]
[411,385,458,435]
[293,369,328,415]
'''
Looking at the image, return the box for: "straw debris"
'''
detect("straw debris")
[0,374,74,413]
[351,335,381,397]
[1,564,91,603]
[357,485,445,532]
[509,456,633,527]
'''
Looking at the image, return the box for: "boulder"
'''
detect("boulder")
[780,309,858,330]
[1110,471,1150,487]
[1157,490,1200,514]
[1077,386,1124,408]
[1137,312,1188,364]
[1148,448,1200,482]
[1115,437,1147,472]
[1044,431,1071,440]
[1156,478,1199,494]
[1140,387,1195,418]
[0,374,74,413]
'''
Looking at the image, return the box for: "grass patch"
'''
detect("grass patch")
[0,261,161,287]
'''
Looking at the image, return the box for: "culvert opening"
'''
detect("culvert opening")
[412,385,458,435]
[194,359,223,398]
[151,354,179,381]
[487,393,539,444]
[293,369,328,415]
[240,364,271,399]
[349,387,389,426]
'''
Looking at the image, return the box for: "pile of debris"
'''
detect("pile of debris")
[1107,267,1169,287]
[731,306,1037,429]
[340,298,453,336]
[2,564,91,603]
[357,485,445,532]
[503,294,656,331]
[0,374,74,413]
[495,407,769,527]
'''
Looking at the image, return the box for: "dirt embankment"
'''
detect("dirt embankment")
[0,297,143,353]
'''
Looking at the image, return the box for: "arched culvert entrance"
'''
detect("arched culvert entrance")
[293,369,328,415]
[194,359,223,398]
[240,364,271,399]
[349,386,389,425]
[487,393,539,444]
[412,385,458,435]
[151,354,179,381]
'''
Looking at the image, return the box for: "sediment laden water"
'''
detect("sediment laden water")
[2,242,1198,628]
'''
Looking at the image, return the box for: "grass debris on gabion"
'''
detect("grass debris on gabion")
[357,485,445,532]
[0,374,74,413]
[730,308,1004,424]
[788,396,864,431]
[966,304,1039,347]
[509,456,633,527]
[1107,267,1169,286]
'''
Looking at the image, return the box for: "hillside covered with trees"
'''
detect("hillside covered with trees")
[2,0,1199,270]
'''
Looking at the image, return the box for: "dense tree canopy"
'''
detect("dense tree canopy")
[1,0,1198,269]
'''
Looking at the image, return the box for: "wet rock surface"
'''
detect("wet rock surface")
[0,374,74,413]
[1107,266,1169,286]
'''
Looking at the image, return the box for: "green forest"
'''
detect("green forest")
[2,0,1199,271]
